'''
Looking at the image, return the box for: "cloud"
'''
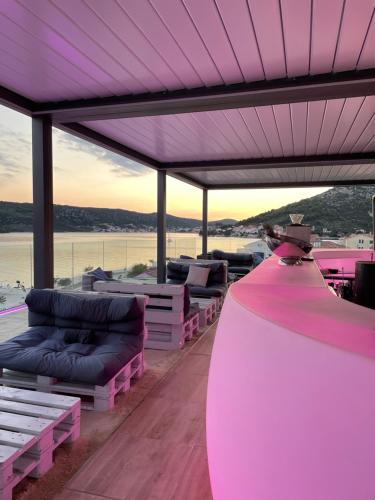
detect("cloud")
[55,130,151,177]
[0,125,31,178]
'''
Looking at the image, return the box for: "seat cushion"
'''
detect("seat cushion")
[0,326,143,386]
[228,265,252,275]
[187,283,227,298]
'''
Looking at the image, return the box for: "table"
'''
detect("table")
[0,387,80,500]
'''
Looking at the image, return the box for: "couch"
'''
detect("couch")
[166,259,228,298]
[211,250,255,279]
[0,289,147,410]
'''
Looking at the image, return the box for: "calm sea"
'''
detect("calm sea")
[0,232,248,287]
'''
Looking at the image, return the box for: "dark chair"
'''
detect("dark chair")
[0,289,147,410]
[166,259,228,299]
[211,249,254,279]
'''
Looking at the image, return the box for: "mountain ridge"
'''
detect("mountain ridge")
[238,185,374,236]
[0,201,236,233]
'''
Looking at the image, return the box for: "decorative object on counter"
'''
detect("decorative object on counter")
[263,224,312,266]
[287,213,311,243]
[289,213,304,224]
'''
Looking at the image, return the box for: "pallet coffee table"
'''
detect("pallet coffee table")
[192,298,218,328]
[0,387,80,500]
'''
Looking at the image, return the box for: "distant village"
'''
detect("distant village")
[204,221,374,251]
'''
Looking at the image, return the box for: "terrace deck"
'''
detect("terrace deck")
[0,310,214,500]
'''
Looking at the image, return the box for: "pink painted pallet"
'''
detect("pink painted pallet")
[93,282,200,350]
[0,351,144,412]
[146,313,199,349]
[192,298,217,328]
[0,387,80,500]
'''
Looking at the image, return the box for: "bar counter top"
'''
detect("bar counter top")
[231,255,375,359]
[207,250,375,500]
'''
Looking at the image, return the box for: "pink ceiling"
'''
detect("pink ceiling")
[82,97,375,163]
[0,0,374,102]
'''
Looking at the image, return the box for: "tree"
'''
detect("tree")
[57,277,72,288]
[127,263,148,278]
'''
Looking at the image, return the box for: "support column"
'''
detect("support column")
[32,117,54,289]
[202,188,208,258]
[157,170,167,283]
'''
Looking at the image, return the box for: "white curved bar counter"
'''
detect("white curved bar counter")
[207,249,375,500]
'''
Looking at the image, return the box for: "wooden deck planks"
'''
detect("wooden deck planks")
[58,322,217,500]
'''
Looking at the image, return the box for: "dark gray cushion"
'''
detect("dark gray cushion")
[0,326,142,386]
[26,289,144,335]
[167,280,227,298]
[212,249,253,266]
[0,289,145,386]
[167,260,227,286]
[87,267,111,281]
[228,265,252,275]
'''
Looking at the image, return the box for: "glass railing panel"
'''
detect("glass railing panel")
[0,240,32,311]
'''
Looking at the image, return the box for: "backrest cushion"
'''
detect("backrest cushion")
[212,249,253,266]
[87,267,111,281]
[26,289,145,336]
[185,265,210,287]
[167,260,227,285]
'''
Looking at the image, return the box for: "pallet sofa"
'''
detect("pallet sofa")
[0,289,147,411]
[167,259,228,307]
[84,279,200,350]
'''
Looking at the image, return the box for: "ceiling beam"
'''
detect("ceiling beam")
[32,69,375,122]
[56,122,161,170]
[56,123,206,189]
[164,153,375,172]
[0,84,35,116]
[207,179,375,190]
[166,171,207,190]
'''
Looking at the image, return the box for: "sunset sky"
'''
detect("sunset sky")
[0,104,329,221]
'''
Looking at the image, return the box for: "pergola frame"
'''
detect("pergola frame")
[1,67,375,286]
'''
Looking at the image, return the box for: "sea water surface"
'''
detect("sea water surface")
[0,232,249,288]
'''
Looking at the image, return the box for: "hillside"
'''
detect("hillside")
[238,185,374,236]
[0,201,203,233]
[0,202,239,233]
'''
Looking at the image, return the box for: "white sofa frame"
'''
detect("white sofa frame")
[92,282,200,350]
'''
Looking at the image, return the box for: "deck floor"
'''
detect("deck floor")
[0,310,215,499]
[56,324,215,500]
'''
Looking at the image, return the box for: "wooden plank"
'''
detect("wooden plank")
[0,412,52,435]
[147,323,174,333]
[0,445,23,464]
[0,386,79,410]
[0,399,64,420]
[0,430,36,449]
[93,282,184,296]
[147,298,173,308]
[145,310,183,324]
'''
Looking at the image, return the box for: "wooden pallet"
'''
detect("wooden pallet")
[0,387,80,500]
[192,298,217,328]
[93,282,200,350]
[146,313,199,349]
[0,351,144,412]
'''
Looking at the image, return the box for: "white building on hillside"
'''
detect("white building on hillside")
[238,238,272,257]
[344,233,374,249]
